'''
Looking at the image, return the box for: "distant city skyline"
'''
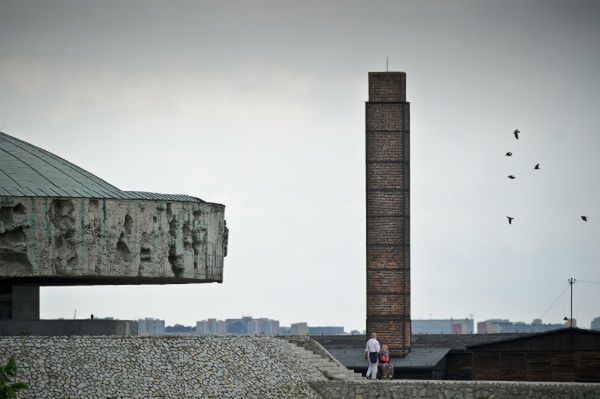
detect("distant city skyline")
[133,314,598,332]
[1,0,599,331]
[137,315,348,336]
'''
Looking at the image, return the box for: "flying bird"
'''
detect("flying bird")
[507,216,514,224]
[581,216,588,222]
[534,163,540,170]
[513,129,520,139]
[508,175,516,179]
[505,152,512,157]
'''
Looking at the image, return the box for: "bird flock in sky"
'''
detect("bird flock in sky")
[505,129,588,225]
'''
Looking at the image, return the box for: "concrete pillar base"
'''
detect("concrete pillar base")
[0,283,40,320]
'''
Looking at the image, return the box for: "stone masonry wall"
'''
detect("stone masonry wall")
[0,196,227,283]
[309,381,600,399]
[287,336,348,370]
[3,336,599,398]
[0,336,324,398]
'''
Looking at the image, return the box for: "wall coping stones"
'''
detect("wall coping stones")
[309,380,600,399]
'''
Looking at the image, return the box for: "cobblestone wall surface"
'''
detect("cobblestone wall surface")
[0,336,325,398]
[309,380,600,399]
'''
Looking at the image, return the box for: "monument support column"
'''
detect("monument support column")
[0,283,40,320]
[366,72,411,356]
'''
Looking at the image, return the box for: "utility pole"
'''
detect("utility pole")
[568,278,576,327]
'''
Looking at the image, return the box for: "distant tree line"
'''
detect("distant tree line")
[165,324,195,334]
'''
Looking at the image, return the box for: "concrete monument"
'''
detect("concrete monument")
[0,131,227,334]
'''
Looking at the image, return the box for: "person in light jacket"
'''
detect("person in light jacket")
[364,333,380,380]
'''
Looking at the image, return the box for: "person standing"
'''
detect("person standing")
[364,332,380,379]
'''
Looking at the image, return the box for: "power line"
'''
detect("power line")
[540,284,569,319]
[578,279,600,286]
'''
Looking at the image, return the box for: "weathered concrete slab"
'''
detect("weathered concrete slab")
[0,196,227,284]
[0,130,228,286]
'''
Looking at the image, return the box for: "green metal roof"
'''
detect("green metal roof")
[0,131,205,203]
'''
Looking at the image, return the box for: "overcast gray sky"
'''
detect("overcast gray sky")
[1,0,599,331]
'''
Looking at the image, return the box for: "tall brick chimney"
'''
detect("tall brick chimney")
[366,72,411,356]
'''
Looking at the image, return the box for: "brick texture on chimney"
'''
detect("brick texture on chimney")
[366,72,411,356]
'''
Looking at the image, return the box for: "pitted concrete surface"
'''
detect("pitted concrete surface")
[0,130,227,285]
[0,196,226,283]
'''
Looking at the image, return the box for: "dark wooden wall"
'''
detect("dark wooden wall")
[471,351,600,382]
[469,330,600,382]
[444,352,472,380]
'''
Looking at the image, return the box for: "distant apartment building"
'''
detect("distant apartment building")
[271,319,280,336]
[137,318,165,336]
[291,322,309,336]
[477,319,566,334]
[255,318,280,336]
[591,317,600,331]
[196,317,342,336]
[412,319,474,334]
[196,316,279,336]
[196,320,206,335]
[208,318,218,334]
[279,324,346,336]
[218,320,227,334]
[308,326,345,336]
[196,318,219,335]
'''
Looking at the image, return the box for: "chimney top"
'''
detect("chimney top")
[368,72,406,102]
